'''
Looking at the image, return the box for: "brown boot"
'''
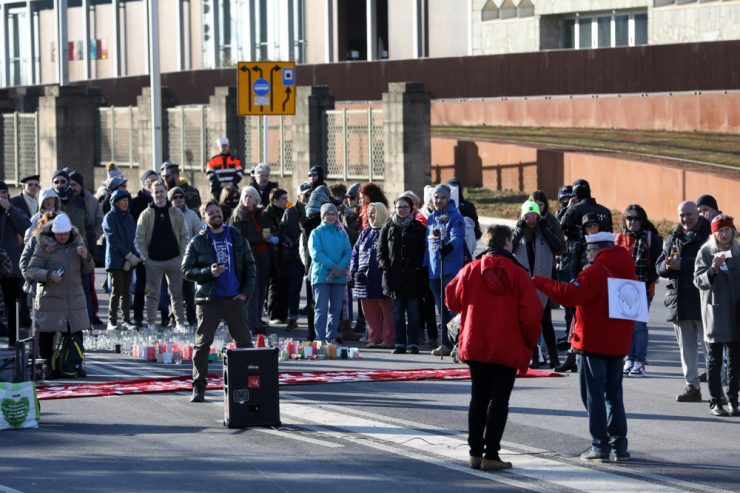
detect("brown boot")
[481,458,512,471]
[339,320,360,341]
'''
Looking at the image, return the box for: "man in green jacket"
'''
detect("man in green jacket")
[183,199,256,402]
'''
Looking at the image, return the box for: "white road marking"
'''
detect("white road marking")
[279,396,699,493]
[254,427,344,448]
[0,484,24,493]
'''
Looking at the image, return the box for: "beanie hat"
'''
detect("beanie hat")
[432,184,451,200]
[696,194,719,213]
[141,169,158,183]
[346,182,361,198]
[297,182,312,195]
[217,137,229,147]
[160,161,179,173]
[520,200,541,218]
[105,176,128,192]
[68,171,84,187]
[167,187,184,201]
[320,202,338,219]
[394,195,414,210]
[52,169,69,183]
[51,213,72,233]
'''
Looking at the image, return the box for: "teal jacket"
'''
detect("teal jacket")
[181,226,256,303]
[308,222,352,285]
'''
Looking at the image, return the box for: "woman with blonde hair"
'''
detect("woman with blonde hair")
[351,202,394,348]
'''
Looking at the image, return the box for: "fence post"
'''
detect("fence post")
[13,113,19,183]
[367,109,373,181]
[109,106,116,163]
[35,111,40,175]
[342,108,348,181]
[128,106,134,167]
[279,116,284,177]
[200,105,206,172]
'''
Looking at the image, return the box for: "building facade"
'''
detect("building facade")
[1,0,738,88]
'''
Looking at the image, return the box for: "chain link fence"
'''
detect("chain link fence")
[0,112,38,185]
[325,109,384,181]
[166,106,209,171]
[98,106,139,167]
[243,115,294,177]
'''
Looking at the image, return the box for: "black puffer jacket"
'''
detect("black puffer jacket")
[377,217,427,299]
[656,217,711,323]
[560,198,613,242]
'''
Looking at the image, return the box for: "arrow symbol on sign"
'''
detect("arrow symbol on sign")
[282,87,292,112]
[251,65,263,78]
[239,65,248,73]
[270,65,281,112]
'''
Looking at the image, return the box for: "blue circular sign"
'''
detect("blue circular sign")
[253,78,270,97]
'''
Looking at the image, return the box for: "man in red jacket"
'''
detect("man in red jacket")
[534,231,636,463]
[446,225,542,472]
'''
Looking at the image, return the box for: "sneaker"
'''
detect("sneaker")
[431,345,452,357]
[729,401,740,416]
[611,450,631,462]
[481,457,512,471]
[622,359,634,375]
[710,399,729,417]
[629,361,646,377]
[676,384,702,402]
[580,448,610,462]
[376,342,394,349]
[469,456,482,470]
[408,347,420,355]
[106,323,118,331]
[392,347,407,354]
[92,316,104,326]
[698,372,707,382]
[286,320,298,331]
[190,388,205,403]
[365,341,378,348]
[175,324,189,333]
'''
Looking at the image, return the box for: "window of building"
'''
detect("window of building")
[561,11,648,49]
[481,0,535,21]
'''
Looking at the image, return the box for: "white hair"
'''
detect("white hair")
[240,186,261,205]
[253,163,271,176]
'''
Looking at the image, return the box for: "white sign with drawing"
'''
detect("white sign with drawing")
[607,278,648,323]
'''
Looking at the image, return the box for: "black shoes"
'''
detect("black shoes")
[554,352,577,373]
[190,388,206,403]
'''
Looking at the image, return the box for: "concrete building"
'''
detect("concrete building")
[1,0,739,88]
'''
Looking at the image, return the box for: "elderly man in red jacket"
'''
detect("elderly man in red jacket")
[534,231,636,463]
[446,225,543,472]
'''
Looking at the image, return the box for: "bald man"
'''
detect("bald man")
[656,201,711,403]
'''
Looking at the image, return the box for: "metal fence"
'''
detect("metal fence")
[98,106,139,167]
[0,112,38,185]
[325,109,384,181]
[243,115,295,177]
[166,106,209,171]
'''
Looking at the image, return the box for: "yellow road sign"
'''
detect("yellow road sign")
[237,61,296,116]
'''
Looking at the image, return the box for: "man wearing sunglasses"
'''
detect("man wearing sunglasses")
[10,174,40,219]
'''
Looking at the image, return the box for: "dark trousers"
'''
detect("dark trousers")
[286,258,304,320]
[109,270,133,325]
[393,298,420,349]
[0,277,22,346]
[248,251,272,330]
[182,280,196,325]
[708,341,739,403]
[38,330,84,361]
[305,279,315,341]
[268,272,289,322]
[422,285,437,340]
[429,275,455,348]
[133,263,147,324]
[192,299,253,390]
[80,272,94,324]
[467,361,517,460]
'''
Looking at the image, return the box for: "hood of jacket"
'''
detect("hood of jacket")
[37,220,84,253]
[593,245,637,279]
[38,188,61,212]
[480,252,525,295]
[109,189,132,209]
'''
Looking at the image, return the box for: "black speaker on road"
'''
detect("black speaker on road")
[222,347,281,428]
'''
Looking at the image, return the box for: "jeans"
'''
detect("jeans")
[627,299,651,363]
[707,341,739,403]
[313,283,345,342]
[393,298,420,349]
[429,275,455,348]
[577,354,628,455]
[467,361,517,460]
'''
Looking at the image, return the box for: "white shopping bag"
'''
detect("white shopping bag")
[607,278,649,323]
[0,381,40,430]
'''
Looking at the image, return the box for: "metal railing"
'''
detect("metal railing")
[1,112,39,185]
[98,106,139,167]
[166,105,209,171]
[243,115,295,177]
[325,108,384,181]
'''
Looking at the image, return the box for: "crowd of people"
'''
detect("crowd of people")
[0,137,737,446]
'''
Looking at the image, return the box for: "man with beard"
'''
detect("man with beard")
[183,200,255,403]
[129,170,158,327]
[161,161,201,211]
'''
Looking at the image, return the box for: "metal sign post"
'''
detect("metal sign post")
[262,115,268,164]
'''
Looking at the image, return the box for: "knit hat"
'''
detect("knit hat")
[346,182,361,198]
[105,176,127,192]
[217,137,229,147]
[711,215,735,233]
[394,195,414,210]
[432,184,451,200]
[68,171,84,187]
[320,202,338,219]
[520,200,541,218]
[167,187,184,201]
[160,161,179,173]
[52,169,69,183]
[697,194,719,213]
[297,182,312,195]
[585,231,615,244]
[51,213,72,233]
[141,169,158,183]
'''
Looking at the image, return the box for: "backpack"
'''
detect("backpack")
[51,329,85,378]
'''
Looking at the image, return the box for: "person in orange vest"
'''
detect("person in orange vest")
[206,137,243,200]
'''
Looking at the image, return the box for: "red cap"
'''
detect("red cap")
[711,215,735,234]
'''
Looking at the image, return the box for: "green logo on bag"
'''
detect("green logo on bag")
[2,396,30,428]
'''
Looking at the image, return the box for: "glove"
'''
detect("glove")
[441,243,453,257]
[330,265,344,277]
[516,218,526,229]
[125,252,142,267]
[270,236,279,245]
[123,260,132,272]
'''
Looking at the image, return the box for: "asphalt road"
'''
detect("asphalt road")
[2,256,739,492]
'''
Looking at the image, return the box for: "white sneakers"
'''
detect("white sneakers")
[623,359,646,377]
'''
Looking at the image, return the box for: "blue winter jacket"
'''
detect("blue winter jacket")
[424,201,466,280]
[103,191,137,271]
[308,222,352,285]
[350,226,385,299]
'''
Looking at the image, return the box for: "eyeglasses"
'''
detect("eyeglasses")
[625,216,641,222]
[396,205,410,210]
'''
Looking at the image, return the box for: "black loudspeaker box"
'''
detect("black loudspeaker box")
[222,347,281,428]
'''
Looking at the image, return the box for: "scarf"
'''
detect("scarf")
[626,228,650,283]
[391,212,413,229]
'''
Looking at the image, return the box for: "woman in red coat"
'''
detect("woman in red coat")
[446,225,542,472]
